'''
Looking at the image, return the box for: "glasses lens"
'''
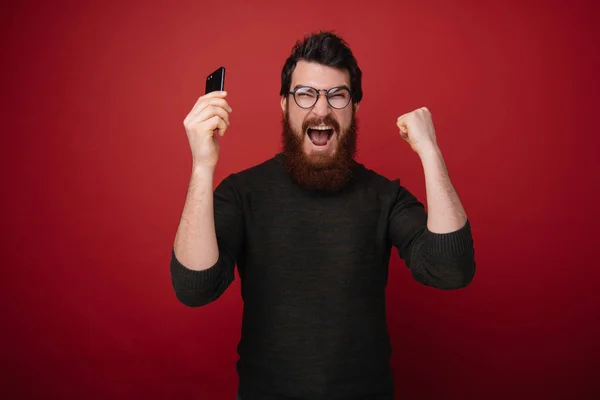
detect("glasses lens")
[327,87,351,109]
[294,87,318,108]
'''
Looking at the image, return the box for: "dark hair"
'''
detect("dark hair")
[280,31,363,103]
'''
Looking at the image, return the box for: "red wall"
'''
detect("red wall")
[2,0,599,398]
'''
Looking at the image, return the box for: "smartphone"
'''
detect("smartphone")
[205,66,226,94]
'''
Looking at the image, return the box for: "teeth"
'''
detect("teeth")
[309,126,333,130]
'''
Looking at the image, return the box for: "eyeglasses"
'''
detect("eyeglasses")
[288,86,353,110]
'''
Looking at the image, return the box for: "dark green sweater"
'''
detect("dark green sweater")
[170,153,475,400]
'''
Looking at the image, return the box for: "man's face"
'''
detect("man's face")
[281,60,359,192]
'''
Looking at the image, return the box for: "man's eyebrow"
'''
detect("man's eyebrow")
[332,85,351,91]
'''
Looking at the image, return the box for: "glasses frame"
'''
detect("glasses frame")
[288,85,353,110]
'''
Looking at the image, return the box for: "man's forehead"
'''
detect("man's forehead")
[291,61,351,88]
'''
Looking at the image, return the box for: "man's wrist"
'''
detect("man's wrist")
[417,142,442,162]
[191,164,216,181]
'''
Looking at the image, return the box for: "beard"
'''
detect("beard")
[281,107,358,193]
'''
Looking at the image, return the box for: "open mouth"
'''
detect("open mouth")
[307,126,335,146]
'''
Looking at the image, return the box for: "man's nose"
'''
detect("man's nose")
[311,94,331,117]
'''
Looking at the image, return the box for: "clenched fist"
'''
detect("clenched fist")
[183,91,232,170]
[396,107,438,156]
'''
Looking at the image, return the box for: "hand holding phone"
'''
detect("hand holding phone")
[182,66,231,169]
[205,66,225,94]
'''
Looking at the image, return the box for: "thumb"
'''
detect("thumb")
[397,113,409,130]
[396,115,409,139]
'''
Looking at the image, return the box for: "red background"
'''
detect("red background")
[2,0,599,398]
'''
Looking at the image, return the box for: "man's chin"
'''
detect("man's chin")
[302,135,340,166]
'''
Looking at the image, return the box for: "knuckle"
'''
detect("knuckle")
[184,117,195,128]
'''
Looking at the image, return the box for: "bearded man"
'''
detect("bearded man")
[171,31,476,400]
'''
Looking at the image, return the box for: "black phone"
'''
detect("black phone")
[205,66,226,94]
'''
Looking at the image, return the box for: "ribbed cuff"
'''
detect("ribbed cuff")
[170,249,221,291]
[423,219,474,258]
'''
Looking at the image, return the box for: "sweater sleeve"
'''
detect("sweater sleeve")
[388,182,476,290]
[170,174,245,306]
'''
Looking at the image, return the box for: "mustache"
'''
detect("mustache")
[301,114,340,133]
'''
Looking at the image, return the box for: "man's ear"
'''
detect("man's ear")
[281,96,287,113]
[354,102,360,113]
